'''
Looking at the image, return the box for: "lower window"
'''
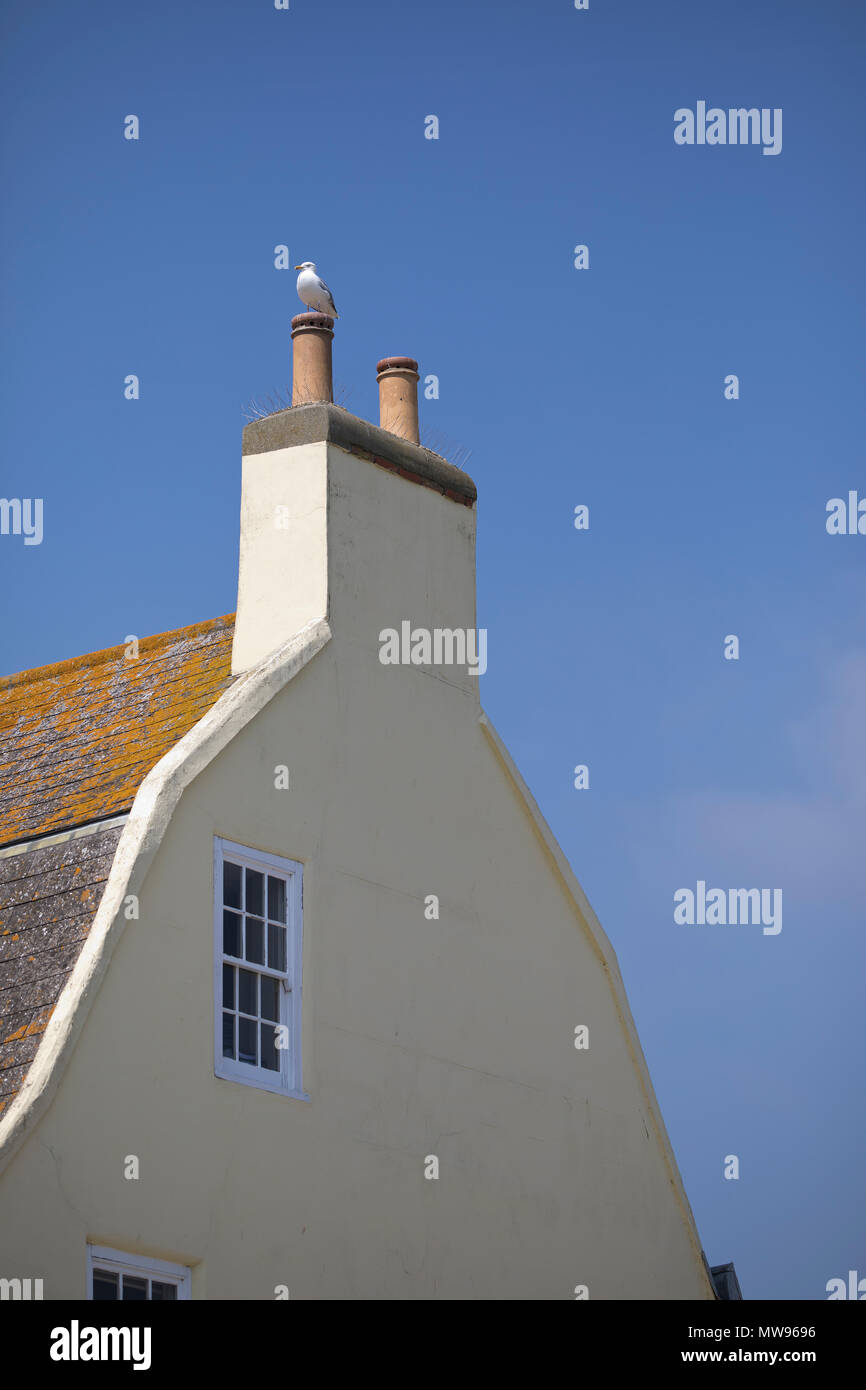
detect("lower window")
[87,1246,191,1300]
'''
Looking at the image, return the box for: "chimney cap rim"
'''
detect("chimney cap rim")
[291,311,335,336]
[376,356,419,377]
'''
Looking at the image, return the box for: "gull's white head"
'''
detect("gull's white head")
[295,261,316,271]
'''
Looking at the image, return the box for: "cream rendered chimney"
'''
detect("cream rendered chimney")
[231,339,477,679]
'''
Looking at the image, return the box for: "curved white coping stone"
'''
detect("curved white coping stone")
[479,710,715,1297]
[0,617,332,1177]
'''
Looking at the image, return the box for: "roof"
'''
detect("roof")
[710,1262,744,1300]
[0,613,237,1117]
[0,615,237,849]
[0,826,123,1115]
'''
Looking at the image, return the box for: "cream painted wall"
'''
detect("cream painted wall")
[0,443,714,1299]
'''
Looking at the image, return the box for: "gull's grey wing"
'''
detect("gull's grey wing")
[317,277,338,311]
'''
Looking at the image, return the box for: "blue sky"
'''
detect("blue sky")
[1,0,864,1299]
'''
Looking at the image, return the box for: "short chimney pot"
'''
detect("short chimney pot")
[377,356,420,445]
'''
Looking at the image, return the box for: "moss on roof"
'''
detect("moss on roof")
[0,614,236,848]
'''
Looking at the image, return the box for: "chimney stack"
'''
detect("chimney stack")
[233,339,477,675]
[291,312,334,406]
[377,357,420,445]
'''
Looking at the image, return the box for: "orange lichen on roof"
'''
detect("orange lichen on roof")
[3,1005,53,1047]
[0,1003,55,1116]
[0,614,237,848]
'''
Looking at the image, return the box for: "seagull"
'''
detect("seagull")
[295,262,339,318]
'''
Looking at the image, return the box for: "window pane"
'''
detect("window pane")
[150,1281,178,1301]
[238,969,257,1016]
[121,1274,147,1301]
[92,1268,119,1300]
[268,923,287,973]
[267,875,286,923]
[239,1016,257,1066]
[223,910,241,958]
[222,964,234,1009]
[245,917,264,965]
[260,1022,279,1072]
[223,860,242,909]
[260,975,279,1022]
[245,868,264,917]
[222,1012,235,1059]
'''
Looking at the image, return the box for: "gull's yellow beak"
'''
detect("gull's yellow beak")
[294,264,303,270]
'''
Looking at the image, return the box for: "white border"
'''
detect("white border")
[87,1244,191,1300]
[213,838,306,1099]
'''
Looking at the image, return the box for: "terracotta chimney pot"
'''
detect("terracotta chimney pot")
[291,312,334,406]
[376,356,420,445]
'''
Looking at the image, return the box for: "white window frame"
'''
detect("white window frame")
[87,1245,191,1301]
[214,837,305,1099]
